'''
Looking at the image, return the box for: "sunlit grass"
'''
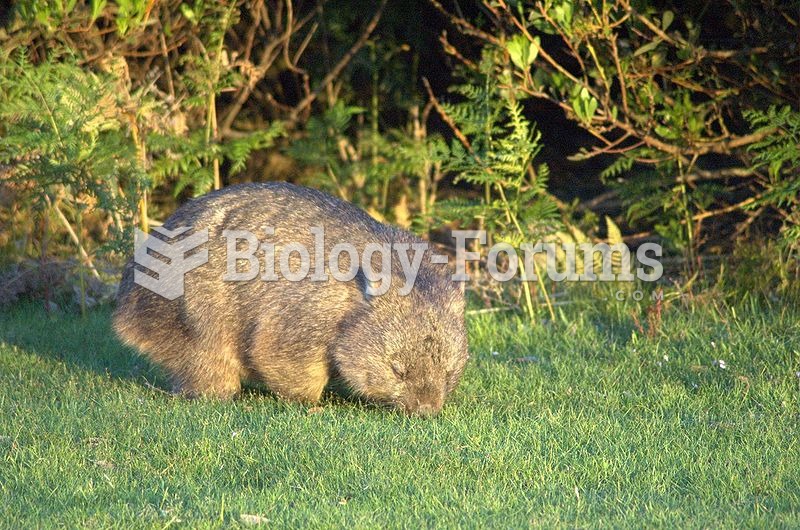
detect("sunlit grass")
[0,300,798,528]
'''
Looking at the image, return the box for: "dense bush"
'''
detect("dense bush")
[0,0,797,314]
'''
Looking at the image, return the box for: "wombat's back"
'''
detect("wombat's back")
[114,183,415,397]
[115,182,409,330]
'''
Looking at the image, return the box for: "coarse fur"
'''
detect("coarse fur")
[113,182,469,415]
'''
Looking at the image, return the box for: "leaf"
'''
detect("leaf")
[585,96,598,122]
[662,11,674,30]
[180,4,197,24]
[568,225,591,245]
[655,124,678,140]
[552,2,573,26]
[606,215,623,245]
[90,0,107,21]
[507,34,532,70]
[393,193,411,228]
[633,39,662,57]
[572,87,598,124]
[528,36,541,64]
[571,95,584,122]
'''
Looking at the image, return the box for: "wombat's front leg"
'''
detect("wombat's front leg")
[169,343,243,400]
[249,324,330,402]
[259,357,329,403]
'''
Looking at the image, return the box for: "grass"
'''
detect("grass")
[0,299,799,528]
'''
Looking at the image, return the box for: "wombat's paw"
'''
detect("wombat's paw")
[258,359,330,403]
[271,382,326,404]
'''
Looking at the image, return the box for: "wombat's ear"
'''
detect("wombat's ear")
[355,268,381,302]
[365,278,382,299]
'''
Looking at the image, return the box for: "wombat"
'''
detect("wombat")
[113,182,469,415]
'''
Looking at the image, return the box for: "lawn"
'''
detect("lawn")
[0,300,798,528]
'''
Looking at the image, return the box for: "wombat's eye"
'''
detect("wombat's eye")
[391,361,406,380]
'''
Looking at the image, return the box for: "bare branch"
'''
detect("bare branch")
[288,0,388,122]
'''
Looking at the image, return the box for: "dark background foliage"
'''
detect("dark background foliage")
[0,0,797,314]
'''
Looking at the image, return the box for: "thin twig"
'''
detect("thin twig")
[678,167,756,183]
[48,198,102,281]
[428,0,501,45]
[422,77,474,154]
[289,0,388,121]
[690,196,759,223]
[221,4,318,134]
[157,34,176,99]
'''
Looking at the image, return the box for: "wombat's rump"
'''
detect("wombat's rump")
[113,182,468,415]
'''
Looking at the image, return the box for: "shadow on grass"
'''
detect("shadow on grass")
[0,300,379,411]
[0,300,171,388]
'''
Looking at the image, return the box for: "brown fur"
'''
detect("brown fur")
[113,182,469,415]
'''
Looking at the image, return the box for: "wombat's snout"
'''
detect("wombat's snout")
[404,394,443,417]
[412,403,440,417]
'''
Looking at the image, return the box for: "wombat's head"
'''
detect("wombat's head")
[332,275,468,416]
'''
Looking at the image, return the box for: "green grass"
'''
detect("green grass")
[1,300,799,528]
